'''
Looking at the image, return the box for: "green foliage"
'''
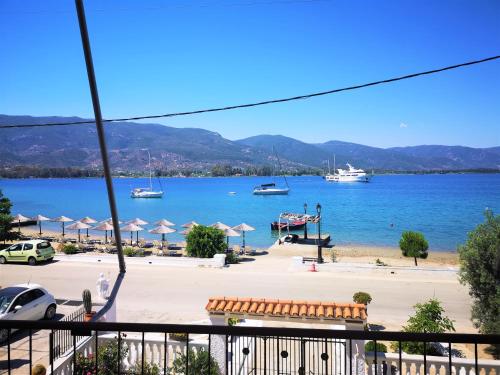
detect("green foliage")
[62,243,78,254]
[458,211,499,356]
[169,332,188,341]
[227,317,239,326]
[392,298,455,355]
[82,289,92,314]
[330,249,337,263]
[169,348,220,375]
[375,258,387,266]
[365,341,387,353]
[0,190,18,243]
[399,231,429,266]
[353,292,372,305]
[123,247,136,257]
[75,338,128,375]
[186,225,226,258]
[127,361,161,375]
[225,252,239,264]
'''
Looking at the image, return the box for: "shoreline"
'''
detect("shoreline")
[15,227,459,267]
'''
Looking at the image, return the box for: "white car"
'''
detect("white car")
[0,284,57,342]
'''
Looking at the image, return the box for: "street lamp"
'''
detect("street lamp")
[303,203,308,240]
[316,203,323,263]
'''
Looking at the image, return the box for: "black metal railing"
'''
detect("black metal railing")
[50,306,86,362]
[0,320,499,375]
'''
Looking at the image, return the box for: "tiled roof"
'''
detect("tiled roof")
[206,297,367,321]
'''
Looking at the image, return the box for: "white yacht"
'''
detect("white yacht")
[325,157,372,183]
[131,150,164,198]
[253,146,290,195]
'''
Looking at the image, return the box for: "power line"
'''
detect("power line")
[1,55,499,130]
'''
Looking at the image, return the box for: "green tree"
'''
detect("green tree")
[186,225,226,258]
[353,291,372,305]
[393,298,455,355]
[399,231,429,266]
[0,190,18,243]
[169,348,220,375]
[458,211,500,336]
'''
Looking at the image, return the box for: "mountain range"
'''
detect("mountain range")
[1,115,499,172]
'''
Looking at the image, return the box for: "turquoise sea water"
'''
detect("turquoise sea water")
[1,174,499,251]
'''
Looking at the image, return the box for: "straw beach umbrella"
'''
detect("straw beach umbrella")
[79,216,97,238]
[149,225,176,249]
[155,219,175,227]
[66,221,91,242]
[128,218,149,226]
[223,227,240,248]
[102,218,122,238]
[210,222,231,230]
[52,216,73,237]
[182,221,199,228]
[120,223,144,245]
[11,214,30,233]
[232,223,255,251]
[32,214,50,236]
[92,222,114,243]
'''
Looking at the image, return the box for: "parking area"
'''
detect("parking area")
[0,300,83,375]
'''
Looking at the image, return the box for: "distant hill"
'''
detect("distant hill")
[0,115,499,172]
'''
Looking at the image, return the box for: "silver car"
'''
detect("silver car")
[0,283,57,342]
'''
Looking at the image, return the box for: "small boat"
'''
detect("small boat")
[271,220,306,231]
[254,183,289,195]
[131,149,164,198]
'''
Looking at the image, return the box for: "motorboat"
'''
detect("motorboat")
[270,220,306,231]
[325,156,372,183]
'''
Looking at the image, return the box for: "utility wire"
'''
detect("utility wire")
[1,55,499,129]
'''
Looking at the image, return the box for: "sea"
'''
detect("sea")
[1,174,499,251]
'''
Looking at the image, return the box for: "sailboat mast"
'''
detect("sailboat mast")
[273,146,289,189]
[327,159,331,174]
[147,149,152,191]
[333,155,336,175]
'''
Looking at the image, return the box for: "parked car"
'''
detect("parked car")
[0,240,55,266]
[0,284,57,342]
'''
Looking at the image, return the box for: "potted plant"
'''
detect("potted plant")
[83,289,96,321]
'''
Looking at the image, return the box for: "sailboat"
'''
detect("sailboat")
[131,149,164,198]
[253,147,290,195]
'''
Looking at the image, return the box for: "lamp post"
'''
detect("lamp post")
[303,203,308,240]
[316,203,323,263]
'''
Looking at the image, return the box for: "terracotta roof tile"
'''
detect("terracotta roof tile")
[206,297,367,322]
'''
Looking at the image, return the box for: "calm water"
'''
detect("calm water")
[1,174,499,251]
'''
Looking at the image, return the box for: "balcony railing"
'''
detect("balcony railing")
[0,320,499,375]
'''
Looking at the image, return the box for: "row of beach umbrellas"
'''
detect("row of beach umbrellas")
[11,214,255,248]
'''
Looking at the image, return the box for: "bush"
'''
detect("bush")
[225,252,239,264]
[365,341,387,353]
[375,258,387,266]
[169,348,220,375]
[186,225,226,258]
[169,332,188,341]
[75,338,128,375]
[123,247,136,257]
[227,317,239,326]
[127,361,161,375]
[62,244,78,254]
[399,231,429,266]
[353,292,372,305]
[392,298,455,355]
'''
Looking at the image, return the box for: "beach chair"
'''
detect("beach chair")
[245,246,256,256]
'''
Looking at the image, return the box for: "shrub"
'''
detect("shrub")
[225,252,239,264]
[365,341,387,353]
[399,231,429,266]
[123,247,135,257]
[227,317,239,326]
[75,338,128,375]
[169,332,188,341]
[353,292,372,305]
[128,361,161,375]
[186,225,226,258]
[375,258,387,266]
[330,249,337,263]
[62,244,78,254]
[391,298,455,355]
[169,348,220,375]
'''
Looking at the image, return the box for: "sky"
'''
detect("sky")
[1,0,499,148]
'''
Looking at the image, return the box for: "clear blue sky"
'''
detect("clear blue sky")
[1,0,499,148]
